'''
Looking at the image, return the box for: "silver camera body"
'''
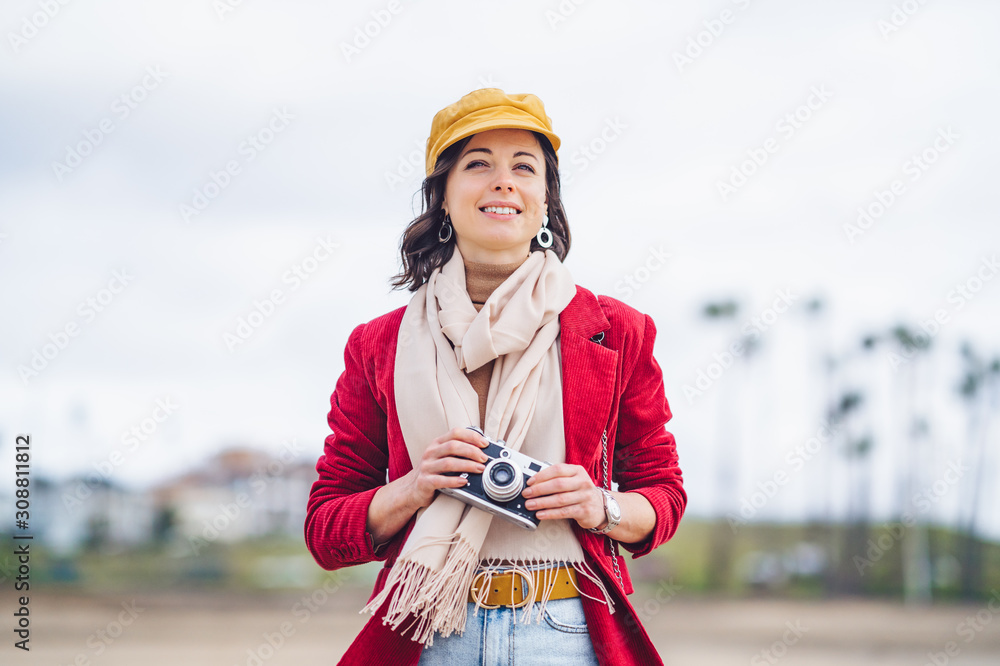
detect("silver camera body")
[439,426,552,530]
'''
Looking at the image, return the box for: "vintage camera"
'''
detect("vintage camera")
[439,426,552,530]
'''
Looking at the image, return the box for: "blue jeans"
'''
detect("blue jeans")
[417,598,599,666]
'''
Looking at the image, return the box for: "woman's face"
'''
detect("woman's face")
[442,128,547,264]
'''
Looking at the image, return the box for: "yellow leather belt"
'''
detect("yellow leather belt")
[467,564,580,608]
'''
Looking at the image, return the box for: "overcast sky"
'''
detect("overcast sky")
[2,1,998,538]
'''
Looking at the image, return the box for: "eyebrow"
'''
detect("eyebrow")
[461,147,539,162]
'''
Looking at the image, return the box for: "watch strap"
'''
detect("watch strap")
[588,488,619,534]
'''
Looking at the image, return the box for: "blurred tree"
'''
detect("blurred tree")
[828,388,866,594]
[83,515,110,553]
[702,298,740,590]
[956,343,1000,599]
[797,296,841,593]
[890,325,933,605]
[152,505,177,545]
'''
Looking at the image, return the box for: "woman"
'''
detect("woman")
[305,88,686,665]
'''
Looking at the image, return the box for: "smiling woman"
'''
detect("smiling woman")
[389,94,572,291]
[441,128,549,264]
[305,88,687,666]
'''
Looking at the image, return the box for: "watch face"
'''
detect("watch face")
[607,496,622,521]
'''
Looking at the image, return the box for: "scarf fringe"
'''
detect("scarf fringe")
[359,533,480,647]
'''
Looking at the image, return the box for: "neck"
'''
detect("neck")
[464,254,529,308]
[455,239,531,265]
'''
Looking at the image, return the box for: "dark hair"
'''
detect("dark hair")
[389,131,570,292]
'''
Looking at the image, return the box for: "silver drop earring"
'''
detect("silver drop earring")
[536,212,553,249]
[438,213,453,243]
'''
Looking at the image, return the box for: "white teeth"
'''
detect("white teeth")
[482,206,519,215]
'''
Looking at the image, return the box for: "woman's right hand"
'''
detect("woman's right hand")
[367,427,490,548]
[405,426,491,510]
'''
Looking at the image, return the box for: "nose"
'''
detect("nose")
[491,171,514,193]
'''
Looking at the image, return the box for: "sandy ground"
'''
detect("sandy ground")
[11,586,1000,665]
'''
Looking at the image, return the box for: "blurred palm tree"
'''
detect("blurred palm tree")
[701,298,740,589]
[803,297,833,524]
[956,342,1000,599]
[796,296,846,594]
[828,388,867,594]
[889,325,933,605]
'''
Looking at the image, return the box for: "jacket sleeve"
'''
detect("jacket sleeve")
[304,322,396,570]
[612,313,687,558]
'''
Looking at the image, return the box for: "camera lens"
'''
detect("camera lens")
[482,460,523,502]
[490,465,514,485]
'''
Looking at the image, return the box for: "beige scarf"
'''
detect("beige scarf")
[361,245,613,646]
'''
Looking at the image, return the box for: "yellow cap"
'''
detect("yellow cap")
[425,88,560,176]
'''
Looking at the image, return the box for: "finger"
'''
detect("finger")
[526,463,579,485]
[523,475,584,498]
[534,502,591,521]
[524,489,593,512]
[438,439,490,463]
[452,427,491,448]
[425,438,486,463]
[425,455,487,475]
[426,473,479,491]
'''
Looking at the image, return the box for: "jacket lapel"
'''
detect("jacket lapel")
[559,286,617,473]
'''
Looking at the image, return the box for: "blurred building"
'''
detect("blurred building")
[16,447,317,553]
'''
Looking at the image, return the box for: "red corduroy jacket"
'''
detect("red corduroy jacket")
[305,284,687,665]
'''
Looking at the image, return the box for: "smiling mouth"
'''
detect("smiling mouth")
[479,205,521,215]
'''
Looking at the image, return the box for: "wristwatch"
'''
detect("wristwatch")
[588,488,621,534]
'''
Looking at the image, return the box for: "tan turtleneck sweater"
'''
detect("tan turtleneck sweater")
[463,255,530,430]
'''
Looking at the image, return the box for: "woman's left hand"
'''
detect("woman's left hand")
[521,463,606,530]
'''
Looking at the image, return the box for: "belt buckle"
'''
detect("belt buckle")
[470,569,536,609]
[471,571,500,609]
[509,569,534,609]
